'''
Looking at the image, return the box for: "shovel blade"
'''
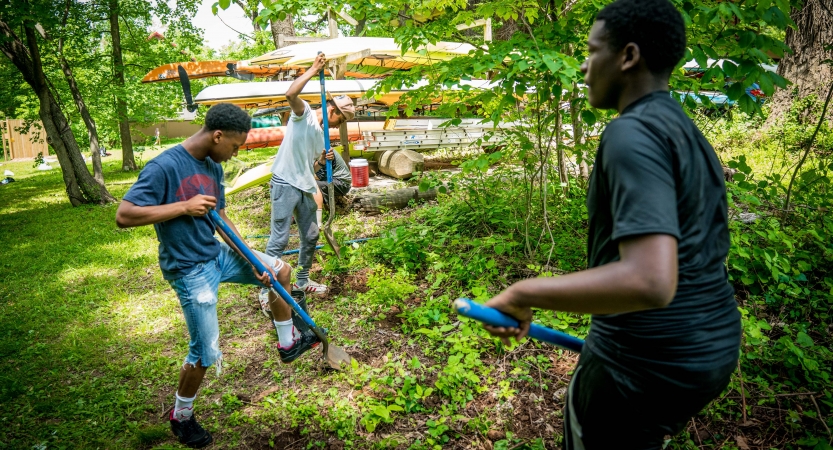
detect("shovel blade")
[323,226,341,258]
[311,327,352,370]
[324,344,352,370]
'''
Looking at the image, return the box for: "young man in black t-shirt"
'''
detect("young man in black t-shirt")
[482,0,741,448]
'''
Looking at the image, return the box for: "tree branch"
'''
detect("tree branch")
[782,79,833,219]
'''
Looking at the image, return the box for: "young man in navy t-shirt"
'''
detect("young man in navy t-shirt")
[482,0,741,448]
[116,103,320,448]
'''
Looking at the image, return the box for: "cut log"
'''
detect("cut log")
[378,149,424,179]
[352,186,438,215]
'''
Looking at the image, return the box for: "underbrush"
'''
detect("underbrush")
[1,112,831,449]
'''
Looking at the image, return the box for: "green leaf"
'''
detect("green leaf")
[218,0,231,10]
[581,110,596,126]
[691,46,708,70]
[722,60,738,78]
[796,331,814,348]
[769,72,789,89]
[727,82,746,100]
[211,2,218,15]
[541,54,563,74]
[757,72,775,96]
[387,404,404,412]
[373,405,390,420]
[703,66,723,83]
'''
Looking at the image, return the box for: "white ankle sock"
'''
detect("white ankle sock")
[274,319,295,348]
[316,209,323,227]
[174,392,196,421]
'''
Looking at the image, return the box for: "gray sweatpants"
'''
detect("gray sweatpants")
[265,183,319,273]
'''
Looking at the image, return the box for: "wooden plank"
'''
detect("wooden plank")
[279,35,330,43]
[328,9,338,38]
[456,19,486,31]
[5,119,49,159]
[330,8,358,26]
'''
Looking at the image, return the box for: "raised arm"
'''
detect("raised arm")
[286,53,327,117]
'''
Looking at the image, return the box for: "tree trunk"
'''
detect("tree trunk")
[270,14,295,49]
[555,107,569,194]
[569,84,590,179]
[0,20,115,205]
[765,0,833,126]
[57,22,103,183]
[109,0,136,171]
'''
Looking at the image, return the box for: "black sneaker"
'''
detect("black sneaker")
[278,330,321,363]
[169,410,213,448]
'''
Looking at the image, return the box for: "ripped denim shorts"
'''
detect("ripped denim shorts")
[168,242,284,372]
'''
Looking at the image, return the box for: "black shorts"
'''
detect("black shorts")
[563,348,735,450]
[316,179,351,202]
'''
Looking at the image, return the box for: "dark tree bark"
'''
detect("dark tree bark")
[270,14,295,49]
[765,0,833,126]
[109,0,136,171]
[57,0,103,183]
[0,19,115,205]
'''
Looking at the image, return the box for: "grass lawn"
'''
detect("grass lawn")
[0,147,577,450]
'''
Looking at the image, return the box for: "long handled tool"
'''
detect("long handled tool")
[317,56,341,258]
[453,298,584,353]
[208,209,352,369]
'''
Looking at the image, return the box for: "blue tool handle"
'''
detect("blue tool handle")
[208,210,318,329]
[453,298,584,353]
[317,53,333,184]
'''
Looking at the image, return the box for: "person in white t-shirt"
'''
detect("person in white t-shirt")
[261,53,355,304]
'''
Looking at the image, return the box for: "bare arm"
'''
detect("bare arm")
[286,53,327,117]
[484,234,678,341]
[115,195,216,228]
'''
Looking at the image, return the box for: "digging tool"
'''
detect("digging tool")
[453,298,584,353]
[208,209,352,370]
[317,53,341,258]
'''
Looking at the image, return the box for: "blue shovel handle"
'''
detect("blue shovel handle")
[453,298,584,353]
[208,209,318,330]
[318,54,333,184]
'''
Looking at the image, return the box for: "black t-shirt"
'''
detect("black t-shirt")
[584,91,741,387]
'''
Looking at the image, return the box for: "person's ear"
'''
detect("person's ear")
[213,130,223,144]
[621,42,641,72]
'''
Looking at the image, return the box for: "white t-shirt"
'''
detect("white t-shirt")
[270,101,323,194]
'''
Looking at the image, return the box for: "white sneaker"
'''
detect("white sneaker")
[258,288,272,318]
[293,279,328,295]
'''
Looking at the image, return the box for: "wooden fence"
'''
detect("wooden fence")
[1,119,50,160]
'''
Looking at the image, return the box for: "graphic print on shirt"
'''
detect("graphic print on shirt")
[176,174,218,202]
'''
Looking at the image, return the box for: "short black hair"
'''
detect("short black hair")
[205,103,251,134]
[596,0,686,75]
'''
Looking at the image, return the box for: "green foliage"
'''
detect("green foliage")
[0,0,203,150]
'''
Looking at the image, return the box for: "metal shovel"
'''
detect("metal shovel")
[208,210,352,369]
[317,58,341,258]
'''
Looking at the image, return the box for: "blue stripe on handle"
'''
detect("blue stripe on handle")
[281,238,372,255]
[208,210,318,329]
[317,63,334,184]
[453,298,584,353]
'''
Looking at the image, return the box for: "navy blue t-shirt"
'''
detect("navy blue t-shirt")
[584,92,741,387]
[123,145,226,280]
